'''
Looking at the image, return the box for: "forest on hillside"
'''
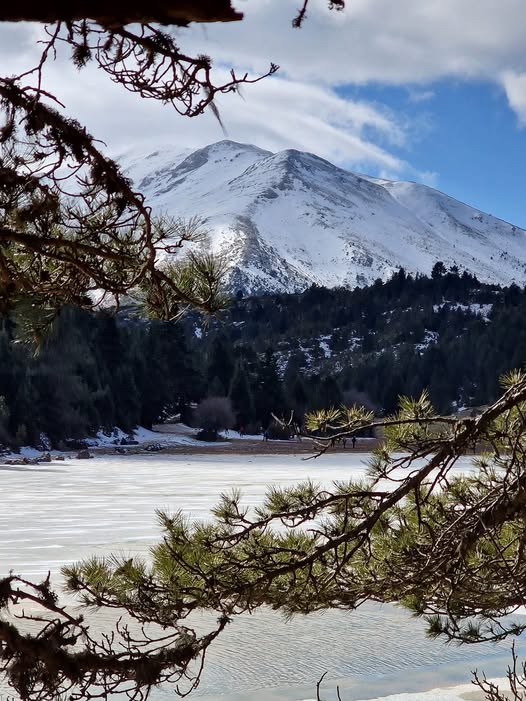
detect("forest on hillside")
[1,265,526,448]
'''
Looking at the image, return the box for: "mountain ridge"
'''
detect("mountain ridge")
[121,140,526,294]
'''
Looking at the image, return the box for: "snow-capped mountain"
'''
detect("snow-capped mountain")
[122,140,526,294]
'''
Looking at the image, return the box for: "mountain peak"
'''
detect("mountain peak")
[122,141,526,295]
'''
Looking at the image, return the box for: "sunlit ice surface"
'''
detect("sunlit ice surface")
[1,452,522,701]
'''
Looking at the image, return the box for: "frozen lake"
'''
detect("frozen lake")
[1,452,522,701]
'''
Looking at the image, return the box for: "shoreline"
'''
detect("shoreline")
[8,423,482,464]
[92,435,381,458]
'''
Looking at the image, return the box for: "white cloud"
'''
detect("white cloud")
[501,71,526,126]
[185,0,526,121]
[68,67,408,172]
[407,89,435,104]
[412,169,439,188]
[2,1,526,183]
[203,0,526,84]
[0,23,414,178]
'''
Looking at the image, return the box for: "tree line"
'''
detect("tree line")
[1,266,526,448]
[0,309,198,448]
[195,265,526,418]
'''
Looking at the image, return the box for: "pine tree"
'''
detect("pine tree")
[229,362,255,428]
[206,337,235,397]
[254,347,284,426]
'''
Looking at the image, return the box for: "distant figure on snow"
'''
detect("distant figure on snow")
[239,426,245,438]
[263,430,269,441]
[352,436,356,449]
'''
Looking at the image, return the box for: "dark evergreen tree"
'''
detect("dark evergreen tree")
[206,336,234,396]
[431,260,447,279]
[229,362,255,428]
[254,348,284,427]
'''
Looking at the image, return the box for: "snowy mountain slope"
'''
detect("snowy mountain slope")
[122,140,526,294]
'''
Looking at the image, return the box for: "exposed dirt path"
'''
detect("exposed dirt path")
[163,437,381,456]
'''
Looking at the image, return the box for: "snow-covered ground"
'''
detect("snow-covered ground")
[92,423,229,448]
[300,681,509,701]
[13,424,228,459]
[1,452,523,701]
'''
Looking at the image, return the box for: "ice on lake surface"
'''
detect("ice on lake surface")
[1,452,523,701]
